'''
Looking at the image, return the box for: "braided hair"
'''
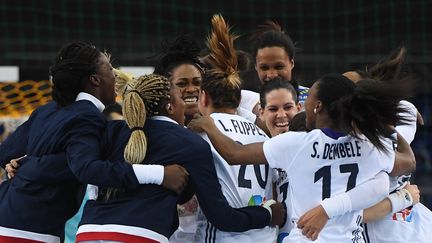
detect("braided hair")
[49,42,102,106]
[202,14,241,109]
[122,74,171,164]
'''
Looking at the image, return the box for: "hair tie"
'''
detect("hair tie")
[131,127,145,132]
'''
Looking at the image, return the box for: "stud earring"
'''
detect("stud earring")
[313,108,317,114]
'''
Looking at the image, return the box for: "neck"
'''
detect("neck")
[315,113,342,132]
[211,107,237,115]
[184,115,193,126]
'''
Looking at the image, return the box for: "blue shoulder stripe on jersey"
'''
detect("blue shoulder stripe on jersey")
[320,128,346,139]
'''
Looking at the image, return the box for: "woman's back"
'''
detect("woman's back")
[263,129,394,242]
[0,100,104,238]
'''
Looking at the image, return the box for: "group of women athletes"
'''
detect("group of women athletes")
[0,13,431,243]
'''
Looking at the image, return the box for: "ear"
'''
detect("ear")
[290,58,295,70]
[199,90,208,107]
[296,102,302,112]
[89,74,101,86]
[315,101,323,113]
[259,107,264,119]
[165,102,173,115]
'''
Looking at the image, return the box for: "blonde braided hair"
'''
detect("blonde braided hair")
[123,74,171,164]
[114,68,136,99]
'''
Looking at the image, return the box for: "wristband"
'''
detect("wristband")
[262,199,277,219]
[132,164,164,185]
[387,188,413,213]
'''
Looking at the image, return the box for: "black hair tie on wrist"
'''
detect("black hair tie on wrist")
[131,127,145,132]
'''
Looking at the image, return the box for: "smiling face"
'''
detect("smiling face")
[170,64,202,118]
[260,88,301,137]
[255,46,294,83]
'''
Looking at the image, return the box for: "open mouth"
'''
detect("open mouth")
[183,96,198,104]
[275,121,289,127]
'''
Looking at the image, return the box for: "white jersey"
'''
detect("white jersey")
[263,129,394,243]
[363,203,432,243]
[194,113,276,243]
[395,100,418,144]
[363,100,432,243]
[274,168,294,243]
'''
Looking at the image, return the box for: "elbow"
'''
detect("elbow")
[221,147,243,165]
[225,153,242,165]
[404,149,417,174]
[362,211,372,224]
[407,158,416,174]
[390,154,416,177]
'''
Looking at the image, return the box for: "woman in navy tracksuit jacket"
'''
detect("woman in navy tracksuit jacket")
[0,42,177,243]
[75,74,279,243]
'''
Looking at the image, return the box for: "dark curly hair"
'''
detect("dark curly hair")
[49,42,102,107]
[153,35,204,79]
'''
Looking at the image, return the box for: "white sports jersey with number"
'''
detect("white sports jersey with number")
[263,129,394,243]
[194,113,276,243]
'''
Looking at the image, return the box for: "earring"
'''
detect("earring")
[167,103,171,109]
[313,108,317,114]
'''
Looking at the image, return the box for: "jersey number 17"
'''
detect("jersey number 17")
[314,163,359,200]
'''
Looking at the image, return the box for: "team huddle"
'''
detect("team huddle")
[0,14,431,243]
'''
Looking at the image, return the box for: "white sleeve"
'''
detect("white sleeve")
[263,132,300,170]
[132,164,164,185]
[321,171,390,218]
[395,100,417,144]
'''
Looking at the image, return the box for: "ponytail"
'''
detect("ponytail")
[316,73,414,151]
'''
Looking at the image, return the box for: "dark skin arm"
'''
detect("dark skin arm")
[390,133,416,177]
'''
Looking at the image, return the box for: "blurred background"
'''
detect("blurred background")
[0,0,430,208]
